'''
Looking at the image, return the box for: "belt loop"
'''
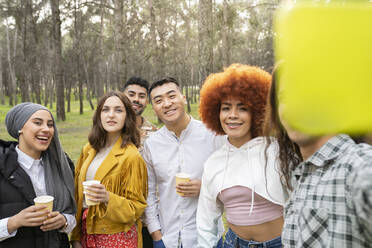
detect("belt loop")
[234,234,238,248]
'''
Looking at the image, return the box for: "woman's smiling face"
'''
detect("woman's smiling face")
[220,98,252,148]
[18,110,55,159]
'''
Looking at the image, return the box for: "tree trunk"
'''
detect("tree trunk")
[172,11,178,77]
[83,57,94,110]
[6,20,17,106]
[20,0,30,103]
[97,0,105,100]
[44,77,49,106]
[190,67,195,104]
[113,0,127,91]
[28,0,41,104]
[74,0,84,114]
[66,77,71,112]
[186,85,191,113]
[49,78,54,109]
[147,0,166,79]
[198,0,214,85]
[50,0,65,120]
[222,0,231,67]
[0,45,4,105]
[157,4,166,77]
[78,68,83,114]
[73,87,78,101]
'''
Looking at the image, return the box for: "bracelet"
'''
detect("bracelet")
[60,215,68,231]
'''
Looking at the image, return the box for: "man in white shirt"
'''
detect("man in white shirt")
[142,77,223,248]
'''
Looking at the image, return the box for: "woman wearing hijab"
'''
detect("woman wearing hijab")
[0,102,76,248]
[70,91,148,248]
[196,64,287,248]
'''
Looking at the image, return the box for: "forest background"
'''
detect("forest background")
[0,0,279,161]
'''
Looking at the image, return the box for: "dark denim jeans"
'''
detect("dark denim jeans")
[222,229,282,248]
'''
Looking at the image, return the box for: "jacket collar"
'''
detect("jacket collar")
[79,137,125,184]
[292,134,352,179]
[94,137,125,181]
[305,134,351,167]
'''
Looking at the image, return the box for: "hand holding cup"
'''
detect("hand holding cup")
[175,173,202,197]
[83,180,109,205]
[7,205,50,234]
[40,211,67,231]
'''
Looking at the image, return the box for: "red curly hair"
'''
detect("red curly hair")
[199,64,271,137]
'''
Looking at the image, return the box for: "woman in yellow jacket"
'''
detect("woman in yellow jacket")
[71,91,148,248]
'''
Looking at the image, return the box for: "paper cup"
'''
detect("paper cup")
[83,180,101,206]
[34,195,54,215]
[175,173,191,196]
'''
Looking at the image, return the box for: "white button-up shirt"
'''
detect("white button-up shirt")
[0,146,76,241]
[143,118,224,247]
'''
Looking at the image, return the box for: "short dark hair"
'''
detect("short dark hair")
[124,77,150,93]
[88,91,141,151]
[149,77,180,96]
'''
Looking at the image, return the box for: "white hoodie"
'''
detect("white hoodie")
[196,137,288,248]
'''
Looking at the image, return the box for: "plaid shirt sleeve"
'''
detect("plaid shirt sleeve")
[349,150,372,241]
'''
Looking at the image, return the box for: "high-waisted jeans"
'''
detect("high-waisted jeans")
[220,229,282,248]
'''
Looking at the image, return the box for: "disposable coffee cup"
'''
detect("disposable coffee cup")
[175,173,191,196]
[83,180,101,206]
[34,195,54,215]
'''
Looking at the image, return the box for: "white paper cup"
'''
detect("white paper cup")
[34,195,54,215]
[83,180,101,206]
[175,173,191,196]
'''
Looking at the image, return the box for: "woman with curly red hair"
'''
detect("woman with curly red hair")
[196,64,287,248]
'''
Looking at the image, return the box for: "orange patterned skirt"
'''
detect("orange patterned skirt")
[81,208,137,248]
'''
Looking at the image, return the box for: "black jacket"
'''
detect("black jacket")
[0,140,72,248]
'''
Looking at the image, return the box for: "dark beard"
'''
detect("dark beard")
[132,101,144,116]
[136,108,144,116]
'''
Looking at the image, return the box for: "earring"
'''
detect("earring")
[18,130,23,135]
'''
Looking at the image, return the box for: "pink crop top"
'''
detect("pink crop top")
[218,185,283,226]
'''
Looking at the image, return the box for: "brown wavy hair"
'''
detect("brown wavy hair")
[199,64,271,138]
[263,66,302,190]
[88,91,140,151]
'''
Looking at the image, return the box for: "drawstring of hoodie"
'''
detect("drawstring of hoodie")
[219,145,231,196]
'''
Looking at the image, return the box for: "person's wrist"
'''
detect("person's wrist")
[151,230,162,241]
[60,215,68,231]
[7,215,19,233]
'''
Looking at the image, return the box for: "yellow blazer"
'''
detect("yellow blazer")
[71,137,148,248]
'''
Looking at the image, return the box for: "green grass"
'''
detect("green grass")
[0,99,200,163]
